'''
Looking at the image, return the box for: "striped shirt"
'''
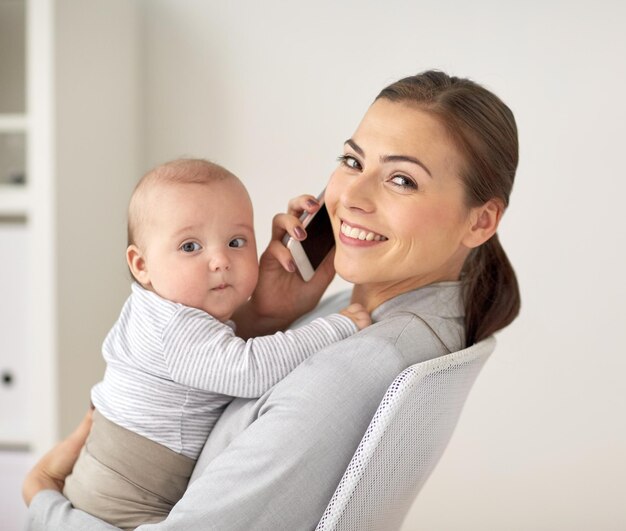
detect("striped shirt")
[91,283,357,459]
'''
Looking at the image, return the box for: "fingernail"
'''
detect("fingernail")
[306,199,319,208]
[294,226,306,240]
[287,260,296,272]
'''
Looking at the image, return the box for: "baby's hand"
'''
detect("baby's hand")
[340,303,372,331]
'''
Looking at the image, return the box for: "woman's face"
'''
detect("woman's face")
[325,99,475,294]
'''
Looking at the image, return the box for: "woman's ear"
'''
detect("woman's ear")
[463,199,504,249]
[126,245,150,286]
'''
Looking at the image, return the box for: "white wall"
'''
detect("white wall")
[55,0,141,437]
[135,1,626,529]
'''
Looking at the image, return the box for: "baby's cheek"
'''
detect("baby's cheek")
[243,265,260,297]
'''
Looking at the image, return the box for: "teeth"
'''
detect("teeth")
[341,222,387,242]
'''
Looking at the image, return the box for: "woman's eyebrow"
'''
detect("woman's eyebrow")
[344,139,432,177]
[382,154,432,177]
[344,138,365,157]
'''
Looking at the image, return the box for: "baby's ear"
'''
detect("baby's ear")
[127,245,150,285]
[462,198,503,249]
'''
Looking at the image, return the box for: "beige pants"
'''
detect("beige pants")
[63,410,196,531]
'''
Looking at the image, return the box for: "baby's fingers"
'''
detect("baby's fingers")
[340,303,372,330]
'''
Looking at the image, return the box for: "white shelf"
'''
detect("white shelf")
[0,115,28,133]
[0,186,28,217]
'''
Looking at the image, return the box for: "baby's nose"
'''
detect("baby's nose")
[209,253,230,271]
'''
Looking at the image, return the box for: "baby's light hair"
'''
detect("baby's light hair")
[127,158,236,248]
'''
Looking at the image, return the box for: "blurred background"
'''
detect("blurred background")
[1,0,625,529]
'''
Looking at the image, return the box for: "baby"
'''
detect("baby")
[63,159,370,530]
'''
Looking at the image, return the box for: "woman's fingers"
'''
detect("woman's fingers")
[271,212,308,242]
[271,195,321,242]
[49,408,92,481]
[65,409,93,458]
[286,194,320,217]
[266,239,297,273]
[274,195,320,239]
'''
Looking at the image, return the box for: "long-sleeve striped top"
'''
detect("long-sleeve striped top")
[91,283,357,459]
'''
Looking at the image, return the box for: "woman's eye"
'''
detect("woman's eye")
[181,241,201,253]
[389,175,418,190]
[337,154,362,171]
[229,237,246,248]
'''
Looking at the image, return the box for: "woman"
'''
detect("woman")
[24,70,520,530]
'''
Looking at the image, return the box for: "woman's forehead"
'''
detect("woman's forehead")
[352,99,463,176]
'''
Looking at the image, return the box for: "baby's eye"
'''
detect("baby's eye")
[180,241,202,253]
[337,154,362,171]
[229,237,246,248]
[389,174,418,190]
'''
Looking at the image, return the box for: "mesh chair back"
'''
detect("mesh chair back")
[316,336,496,531]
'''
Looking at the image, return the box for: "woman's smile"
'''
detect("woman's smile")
[339,220,388,243]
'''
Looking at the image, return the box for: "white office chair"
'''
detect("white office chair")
[316,336,496,531]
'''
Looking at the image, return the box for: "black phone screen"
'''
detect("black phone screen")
[301,204,335,269]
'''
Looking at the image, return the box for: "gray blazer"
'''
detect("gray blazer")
[28,282,464,531]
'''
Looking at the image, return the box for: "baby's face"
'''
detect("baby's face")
[138,178,259,321]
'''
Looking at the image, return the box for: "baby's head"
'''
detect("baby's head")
[127,158,259,322]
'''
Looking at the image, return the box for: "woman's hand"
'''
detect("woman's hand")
[233,195,336,338]
[22,408,93,506]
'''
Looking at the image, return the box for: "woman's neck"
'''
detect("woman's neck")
[349,254,466,313]
[349,281,416,313]
[350,274,458,313]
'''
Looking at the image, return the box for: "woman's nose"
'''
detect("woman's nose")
[340,172,376,213]
[209,252,230,272]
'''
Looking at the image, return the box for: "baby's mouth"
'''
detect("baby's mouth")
[340,221,388,241]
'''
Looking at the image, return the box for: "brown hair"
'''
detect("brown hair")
[376,70,520,345]
[127,158,235,248]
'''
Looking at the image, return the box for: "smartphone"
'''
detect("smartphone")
[282,193,335,281]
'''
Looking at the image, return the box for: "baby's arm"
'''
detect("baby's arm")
[161,305,370,397]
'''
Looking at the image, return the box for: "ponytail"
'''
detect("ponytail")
[461,233,520,345]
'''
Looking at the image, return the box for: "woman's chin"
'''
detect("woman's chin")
[335,270,358,284]
[334,260,370,285]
